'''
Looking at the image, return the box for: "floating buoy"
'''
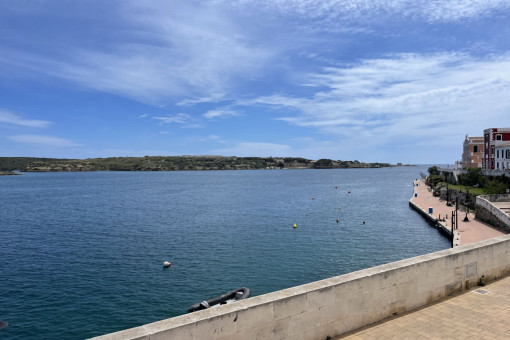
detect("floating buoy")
[163,261,172,268]
[362,221,365,225]
[348,191,351,194]
[293,223,297,229]
[338,207,342,211]
[335,186,338,189]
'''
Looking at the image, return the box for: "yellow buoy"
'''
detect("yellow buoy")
[293,223,297,228]
[338,207,342,211]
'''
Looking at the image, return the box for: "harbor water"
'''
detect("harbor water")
[0,166,450,339]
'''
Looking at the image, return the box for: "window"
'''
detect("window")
[473,145,478,153]
[506,150,510,159]
[497,150,500,158]
[496,134,502,140]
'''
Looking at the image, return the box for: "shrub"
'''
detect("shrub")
[485,180,507,194]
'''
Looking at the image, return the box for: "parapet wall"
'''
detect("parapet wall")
[476,195,510,233]
[91,235,510,340]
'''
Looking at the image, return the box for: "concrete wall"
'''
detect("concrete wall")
[476,195,510,233]
[90,235,510,340]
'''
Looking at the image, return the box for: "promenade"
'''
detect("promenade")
[409,179,503,246]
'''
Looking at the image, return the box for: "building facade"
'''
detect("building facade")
[483,128,510,170]
[495,142,510,171]
[462,135,484,169]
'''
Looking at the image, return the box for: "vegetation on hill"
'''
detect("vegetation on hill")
[0,156,394,173]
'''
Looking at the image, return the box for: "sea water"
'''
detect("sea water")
[0,166,450,339]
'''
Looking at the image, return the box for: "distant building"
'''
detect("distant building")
[454,160,462,170]
[462,135,484,169]
[495,142,510,171]
[483,128,510,170]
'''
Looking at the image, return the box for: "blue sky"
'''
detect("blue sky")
[1,1,509,164]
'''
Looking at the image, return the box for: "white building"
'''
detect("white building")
[495,142,510,171]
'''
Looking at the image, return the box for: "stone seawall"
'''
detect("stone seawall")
[476,195,510,233]
[90,235,510,340]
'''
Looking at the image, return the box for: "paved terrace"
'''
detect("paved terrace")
[335,275,510,339]
[409,179,503,246]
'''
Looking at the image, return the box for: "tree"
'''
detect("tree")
[314,159,333,168]
[428,166,439,175]
[458,168,486,187]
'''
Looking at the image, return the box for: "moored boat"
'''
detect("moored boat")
[187,287,250,313]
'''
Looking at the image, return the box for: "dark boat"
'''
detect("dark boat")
[187,287,250,313]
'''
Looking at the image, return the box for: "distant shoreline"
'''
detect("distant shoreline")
[0,156,411,173]
[0,171,20,176]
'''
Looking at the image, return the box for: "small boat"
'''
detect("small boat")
[187,287,250,313]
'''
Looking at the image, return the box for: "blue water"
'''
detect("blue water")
[0,167,450,339]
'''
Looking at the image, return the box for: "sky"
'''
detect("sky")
[1,0,509,164]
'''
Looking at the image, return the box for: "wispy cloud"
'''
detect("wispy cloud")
[152,113,204,128]
[8,134,81,147]
[1,1,507,107]
[153,113,191,124]
[203,109,240,119]
[0,2,276,105]
[238,52,510,148]
[243,0,510,23]
[0,109,51,128]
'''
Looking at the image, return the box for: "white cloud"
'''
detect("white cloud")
[1,1,507,108]
[153,113,191,124]
[8,134,81,147]
[139,114,149,118]
[239,0,510,23]
[203,109,240,119]
[0,2,276,105]
[0,109,51,128]
[243,52,510,147]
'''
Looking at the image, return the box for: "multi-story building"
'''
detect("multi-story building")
[483,128,510,170]
[462,135,484,169]
[495,142,510,171]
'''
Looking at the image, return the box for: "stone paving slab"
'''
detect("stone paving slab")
[334,276,510,339]
[409,179,503,246]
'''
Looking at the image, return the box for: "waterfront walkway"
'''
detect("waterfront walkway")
[335,275,510,339]
[409,179,503,246]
